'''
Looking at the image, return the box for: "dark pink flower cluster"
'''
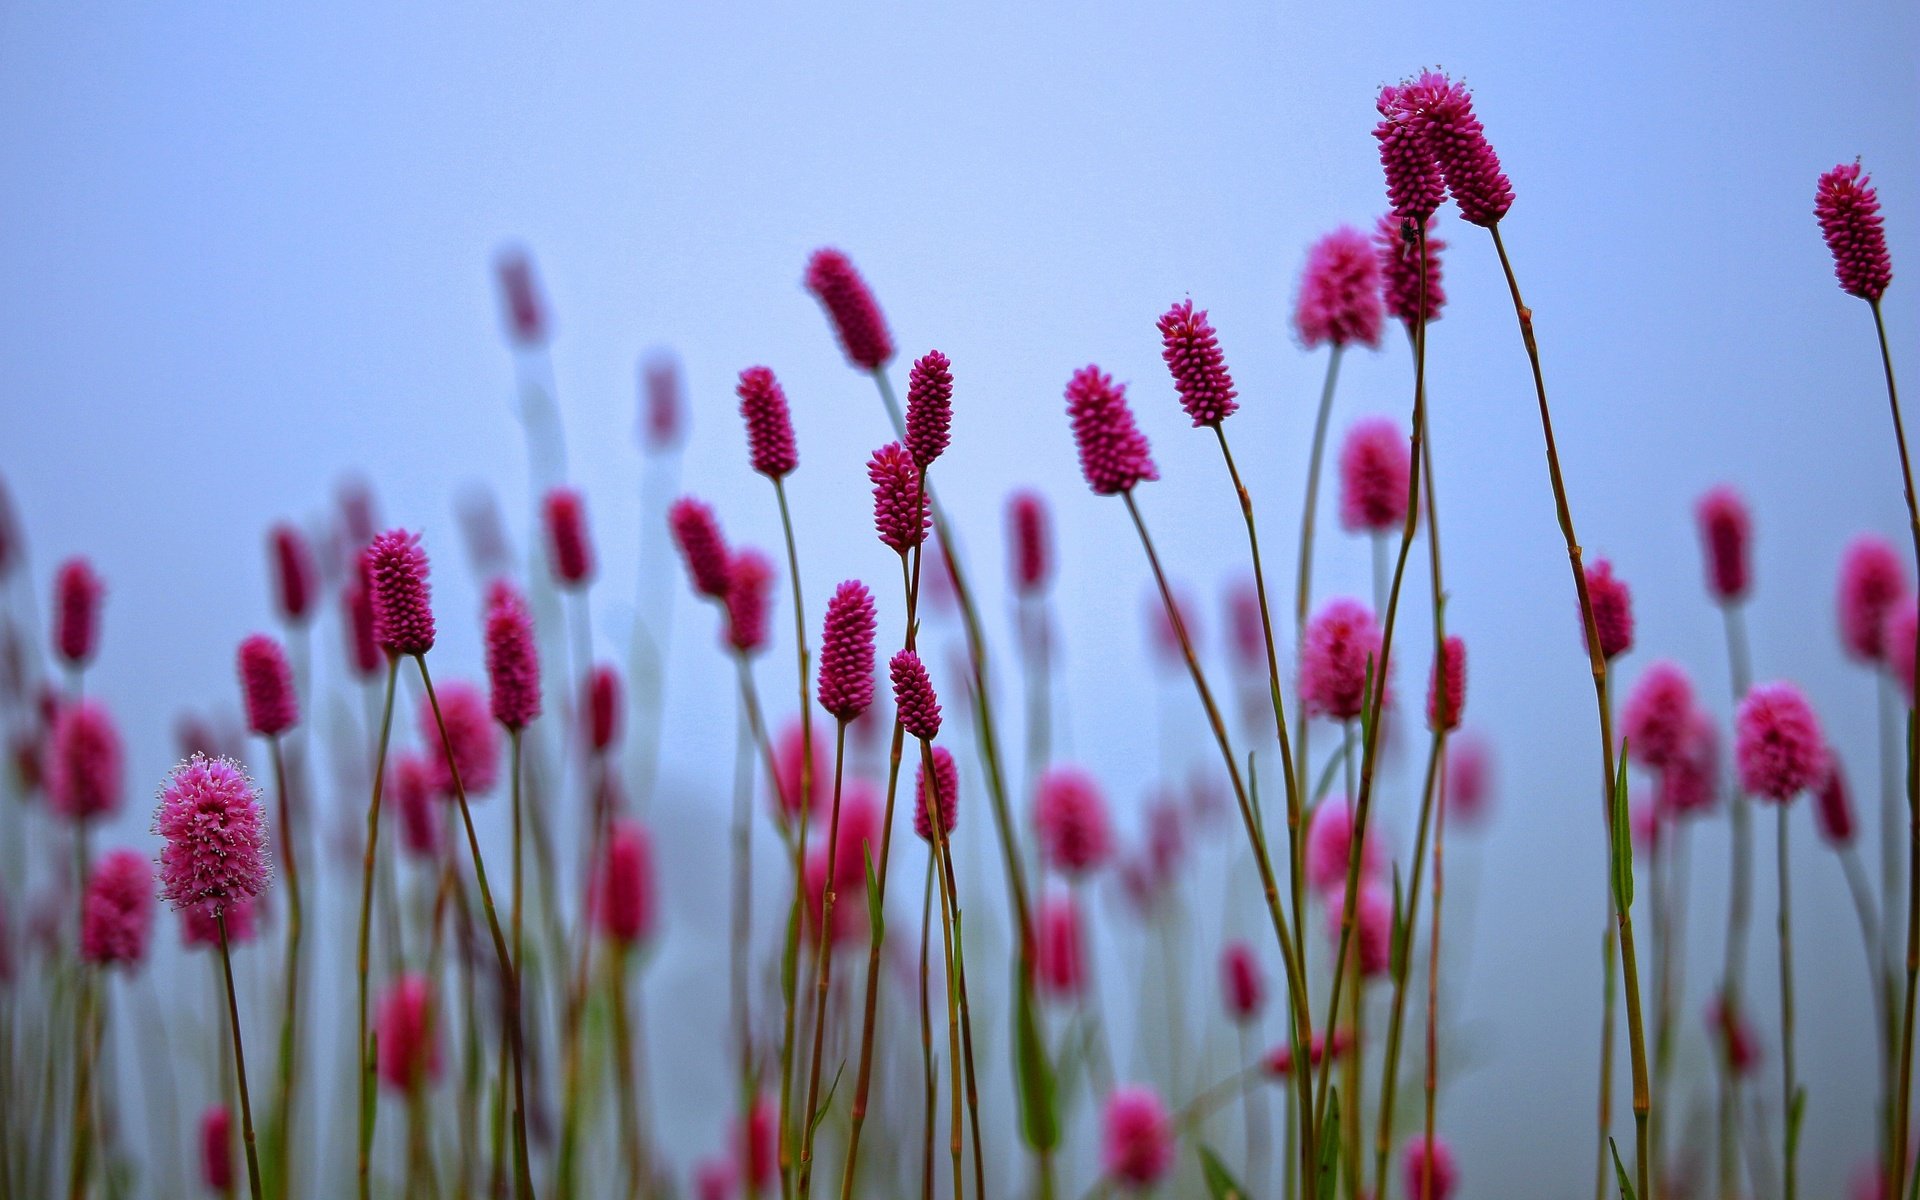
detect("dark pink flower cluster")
[1305,801,1383,895]
[543,487,595,587]
[868,442,928,553]
[1695,485,1753,604]
[1403,1134,1459,1200]
[1816,761,1856,847]
[1157,300,1239,427]
[1403,71,1514,228]
[269,523,315,624]
[1101,1086,1173,1186]
[724,549,775,657]
[1034,893,1085,999]
[1300,598,1385,720]
[50,701,123,823]
[1839,534,1908,662]
[1735,681,1827,803]
[1066,365,1158,496]
[376,974,441,1093]
[816,581,878,722]
[1033,767,1112,875]
[1339,417,1411,533]
[584,666,622,754]
[737,366,799,480]
[154,755,271,915]
[394,753,440,860]
[237,634,298,737]
[495,247,548,346]
[1373,84,1445,224]
[906,350,953,468]
[54,556,103,668]
[772,722,828,820]
[484,583,541,730]
[1816,161,1893,303]
[1295,228,1384,350]
[366,530,435,657]
[890,650,942,741]
[342,576,380,679]
[595,819,656,946]
[1620,661,1696,770]
[1426,635,1467,732]
[913,745,959,842]
[1007,490,1052,596]
[1583,559,1634,662]
[82,849,154,967]
[804,248,894,370]
[1220,940,1264,1023]
[670,497,733,600]
[418,681,501,794]
[640,353,684,452]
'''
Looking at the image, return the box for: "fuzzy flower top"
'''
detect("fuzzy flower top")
[1066,365,1158,496]
[1582,559,1634,662]
[906,349,954,468]
[1157,300,1239,427]
[737,366,799,480]
[914,744,959,842]
[805,248,894,370]
[1406,71,1514,228]
[154,755,271,915]
[1376,213,1446,327]
[1034,766,1113,875]
[542,487,595,587]
[1816,161,1893,303]
[1300,598,1385,720]
[670,497,733,600]
[890,650,942,742]
[269,524,315,624]
[724,549,776,657]
[1374,84,1445,224]
[1839,534,1908,662]
[816,580,878,722]
[1328,882,1393,978]
[1339,417,1411,533]
[1294,228,1384,350]
[49,700,123,823]
[237,634,298,737]
[1007,489,1053,595]
[772,722,828,820]
[868,442,929,553]
[82,849,154,967]
[1035,893,1085,999]
[53,556,104,667]
[1735,682,1828,803]
[1620,661,1696,770]
[1695,485,1753,604]
[484,582,542,730]
[366,530,435,657]
[1656,710,1719,819]
[1102,1086,1175,1187]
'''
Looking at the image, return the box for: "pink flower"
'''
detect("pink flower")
[1007,490,1053,596]
[1816,161,1893,303]
[494,246,548,346]
[154,755,271,915]
[269,523,316,624]
[1708,992,1760,1076]
[49,701,123,823]
[1817,761,1856,848]
[182,896,256,948]
[200,1106,233,1194]
[1695,485,1752,603]
[736,1095,777,1192]
[1376,213,1446,326]
[639,352,684,452]
[1656,711,1720,819]
[670,497,733,600]
[1373,86,1445,224]
[1301,598,1385,720]
[417,681,501,795]
[1426,635,1467,732]
[1339,417,1410,533]
[1326,883,1392,979]
[484,583,542,730]
[595,819,656,946]
[375,974,441,1092]
[1406,71,1514,228]
[817,581,878,722]
[1034,892,1086,999]
[82,849,153,967]
[1226,578,1264,670]
[1101,1086,1174,1187]
[1582,559,1634,662]
[830,786,882,888]
[582,666,622,755]
[1620,661,1695,769]
[1157,300,1239,427]
[542,487,595,587]
[237,634,298,737]
[393,753,441,861]
[737,366,798,480]
[890,650,941,742]
[1889,603,1919,705]
[1067,365,1158,496]
[1839,534,1908,662]
[1306,801,1383,895]
[804,248,894,371]
[1263,1029,1352,1078]
[342,579,380,680]
[913,745,958,842]
[53,556,104,667]
[1444,734,1495,826]
[1294,227,1384,350]
[772,721,828,820]
[868,442,929,553]
[906,350,954,468]
[1220,940,1265,1023]
[723,550,775,657]
[1402,1134,1458,1200]
[1735,682,1828,802]
[366,530,435,657]
[1034,767,1113,875]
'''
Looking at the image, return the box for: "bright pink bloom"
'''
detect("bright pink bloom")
[736,1095,777,1192]
[1695,485,1752,603]
[804,248,893,370]
[817,581,878,721]
[269,523,315,623]
[670,497,733,600]
[366,530,435,657]
[1301,598,1384,720]
[1426,635,1467,732]
[183,896,256,948]
[1376,213,1446,326]
[1034,767,1112,875]
[1294,228,1384,350]
[1582,559,1634,662]
[772,721,828,820]
[724,550,775,656]
[1221,940,1265,1023]
[1816,161,1893,302]
[200,1106,233,1193]
[831,786,882,887]
[890,650,941,741]
[53,557,103,667]
[82,849,153,967]
[342,580,380,679]
[1102,1086,1174,1187]
[1402,1134,1458,1200]
[237,634,297,737]
[1157,300,1238,427]
[1840,535,1908,662]
[1406,72,1514,228]
[484,583,542,730]
[737,366,798,480]
[1035,892,1086,999]
[1620,661,1695,769]
[1008,490,1052,596]
[154,755,271,914]
[1735,682,1828,802]
[1325,883,1392,979]
[494,246,548,346]
[1889,604,1919,705]
[1444,734,1494,825]
[1657,711,1720,819]
[417,681,501,795]
[542,487,594,587]
[906,350,954,468]
[583,666,622,754]
[913,745,958,842]
[1066,365,1158,496]
[49,701,123,823]
[393,753,441,861]
[375,974,441,1092]
[595,819,656,945]
[640,352,684,452]
[868,442,928,553]
[1817,761,1856,848]
[1306,801,1383,895]
[1339,417,1410,533]
[1374,85,1445,224]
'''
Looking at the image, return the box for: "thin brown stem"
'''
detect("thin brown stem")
[771,475,812,1200]
[1717,603,1754,1200]
[219,916,266,1200]
[1372,734,1444,1196]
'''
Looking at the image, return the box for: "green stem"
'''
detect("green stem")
[771,475,812,1200]
[219,916,266,1200]
[267,735,303,1200]
[355,657,400,1200]
[797,723,849,1199]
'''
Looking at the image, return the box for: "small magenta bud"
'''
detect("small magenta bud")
[1220,940,1265,1023]
[804,248,894,370]
[237,634,298,737]
[1816,161,1893,303]
[906,350,953,468]
[366,530,435,657]
[484,583,541,730]
[737,366,799,480]
[542,487,595,588]
[53,556,104,668]
[1425,635,1466,733]
[670,496,733,600]
[913,745,958,842]
[890,650,941,741]
[1695,485,1752,603]
[724,550,776,657]
[1157,300,1238,428]
[583,666,622,754]
[1007,490,1053,596]
[269,523,316,624]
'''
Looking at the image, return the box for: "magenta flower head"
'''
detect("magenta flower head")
[376,974,441,1093]
[1406,71,1514,228]
[1376,212,1447,327]
[1374,85,1445,224]
[494,246,549,346]
[1102,1085,1174,1187]
[1294,228,1384,350]
[1034,766,1113,875]
[200,1106,234,1193]
[737,366,799,480]
[640,352,684,452]
[417,682,501,795]
[595,819,656,946]
[724,549,776,656]
[1220,940,1265,1023]
[1735,682,1828,803]
[1889,604,1919,706]
[343,580,380,680]
[49,701,123,823]
[1839,534,1909,662]
[1339,416,1411,533]
[1583,558,1634,662]
[1426,634,1467,732]
[1066,365,1158,496]
[1446,734,1495,825]
[542,487,595,588]
[670,496,733,600]
[1035,892,1086,999]
[393,753,441,861]
[1007,490,1053,596]
[914,745,959,842]
[1402,1133,1459,1200]
[831,786,881,885]
[154,755,271,917]
[804,248,894,370]
[183,896,257,949]
[1306,800,1383,895]
[237,634,298,737]
[737,1095,778,1193]
[868,442,929,553]
[1300,598,1385,720]
[269,523,316,624]
[906,349,954,468]
[366,530,435,657]
[582,666,622,754]
[1326,883,1393,978]
[1816,761,1856,848]
[1656,711,1720,819]
[1816,161,1893,303]
[1157,300,1239,427]
[82,849,154,967]
[484,583,542,730]
[1621,661,1696,770]
[890,649,942,742]
[1695,485,1753,604]
[53,556,104,668]
[817,580,878,721]
[772,721,829,820]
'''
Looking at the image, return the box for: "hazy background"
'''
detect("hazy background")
[2,1,1916,1195]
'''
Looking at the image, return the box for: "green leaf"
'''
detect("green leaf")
[1786,1085,1807,1160]
[1610,739,1634,913]
[1013,975,1060,1151]
[1316,1089,1341,1197]
[809,1062,847,1136]
[1390,864,1408,981]
[1608,1136,1636,1200]
[862,845,884,944]
[1197,1144,1247,1199]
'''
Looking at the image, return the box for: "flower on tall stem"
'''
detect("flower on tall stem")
[375,974,441,1093]
[1426,635,1467,732]
[1402,1133,1458,1200]
[913,745,959,842]
[237,635,298,738]
[1582,559,1634,662]
[494,246,548,347]
[1066,366,1157,496]
[415,682,500,795]
[670,497,734,600]
[268,524,316,626]
[1300,598,1385,721]
[1695,485,1753,604]
[1034,892,1085,1000]
[1221,940,1265,1024]
[366,530,435,657]
[737,366,798,481]
[81,849,153,967]
[1377,213,1446,326]
[1339,418,1411,534]
[53,556,104,670]
[594,819,657,946]
[1816,161,1893,303]
[868,443,929,554]
[583,665,623,755]
[543,486,595,588]
[724,550,776,657]
[905,350,953,468]
[1157,300,1238,427]
[484,583,541,730]
[1101,1085,1174,1188]
[1620,662,1696,770]
[1033,767,1113,876]
[1839,534,1909,663]
[1294,228,1384,350]
[48,701,122,824]
[804,248,894,371]
[1007,489,1053,596]
[1735,682,1828,802]
[640,351,685,453]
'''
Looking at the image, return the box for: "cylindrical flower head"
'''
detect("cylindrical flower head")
[393,753,441,861]
[772,721,829,820]
[581,665,623,754]
[50,701,123,823]
[1445,734,1495,825]
[82,849,154,967]
[1735,681,1828,803]
[1034,767,1113,875]
[868,442,929,553]
[737,366,798,480]
[817,580,878,722]
[1402,1134,1459,1200]
[269,523,316,624]
[913,745,959,842]
[1220,940,1265,1023]
[342,580,380,680]
[724,549,776,656]
[640,352,684,452]
[1583,559,1634,662]
[1426,635,1467,732]
[154,755,271,914]
[1816,161,1893,303]
[890,650,942,741]
[366,530,435,657]
[53,556,104,667]
[1657,710,1720,819]
[1339,417,1411,533]
[1008,490,1053,596]
[1294,228,1385,350]
[237,634,298,737]
[200,1106,233,1194]
[906,350,954,468]
[1035,892,1086,999]
[595,819,656,945]
[1305,800,1383,895]
[1816,761,1856,848]
[1839,534,1909,662]
[1326,883,1393,978]
[1066,365,1158,496]
[182,895,257,948]
[669,497,733,600]
[1300,598,1385,720]
[804,248,894,370]
[1376,213,1447,327]
[1374,85,1445,224]
[1888,603,1919,706]
[1695,485,1753,603]
[542,487,595,587]
[417,681,501,795]
[484,583,542,730]
[1157,300,1239,427]
[1101,1086,1174,1187]
[494,247,548,346]
[1620,661,1696,770]
[1408,71,1514,228]
[737,1095,778,1193]
[375,974,441,1093]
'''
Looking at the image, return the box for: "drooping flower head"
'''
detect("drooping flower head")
[1405,71,1514,228]
[670,497,733,600]
[1735,682,1828,803]
[237,634,298,738]
[154,755,271,915]
[1066,365,1158,496]
[1402,1133,1459,1200]
[772,721,829,820]
[890,650,941,742]
[269,523,316,624]
[595,819,657,946]
[1034,766,1113,875]
[53,556,104,668]
[868,442,929,553]
[640,351,685,452]
[1620,661,1696,770]
[82,849,154,967]
[1426,635,1467,732]
[1816,161,1893,303]
[1839,534,1909,662]
[724,550,776,657]
[1300,598,1385,720]
[1101,1086,1174,1187]
[200,1106,233,1195]
[375,974,441,1093]
[49,700,123,823]
[1657,710,1720,819]
[1157,300,1239,427]
[1582,558,1634,662]
[913,745,958,843]
[494,246,548,346]
[1340,417,1411,533]
[417,681,501,795]
[583,666,623,755]
[484,583,542,730]
[1374,84,1445,224]
[1305,800,1384,895]
[1295,228,1384,350]
[1376,212,1447,326]
[1007,490,1053,596]
[366,530,435,657]
[906,349,954,468]
[1220,940,1265,1023]
[1695,485,1752,604]
[817,581,878,722]
[542,487,595,588]
[737,366,798,480]
[1035,892,1085,999]
[1817,761,1856,848]
[804,248,894,371]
